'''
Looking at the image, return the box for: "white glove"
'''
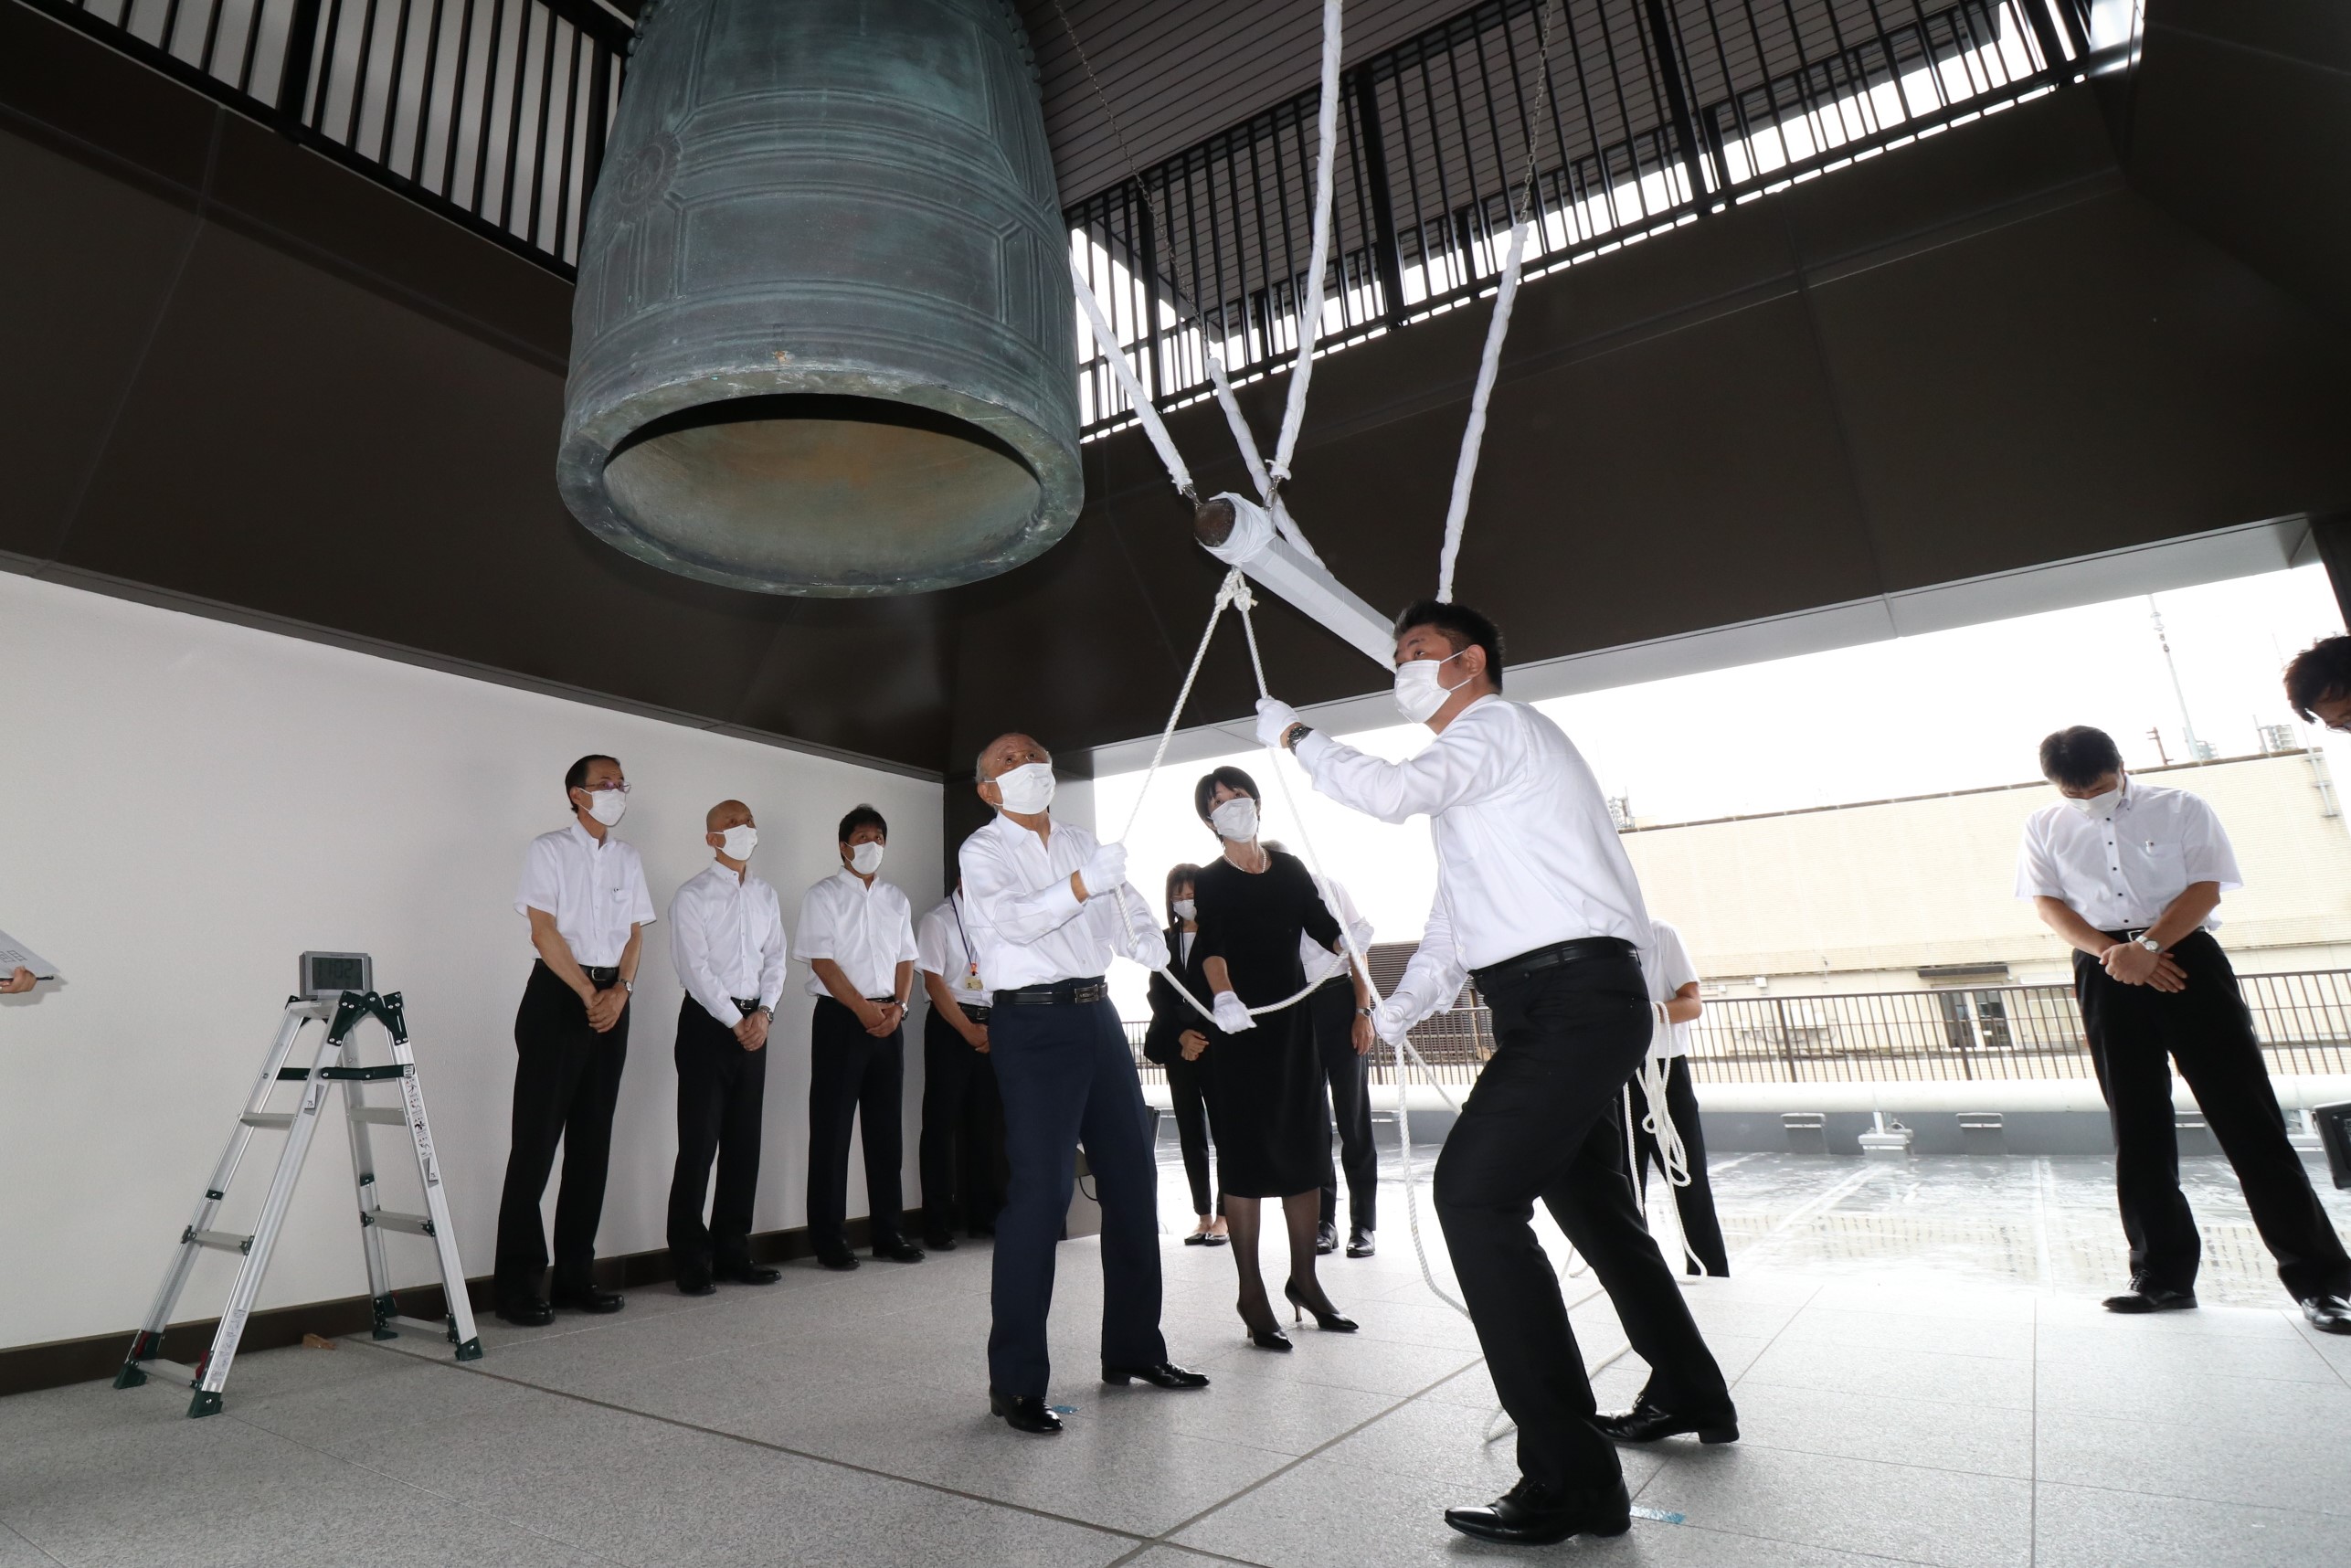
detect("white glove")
[1255,696,1301,750]
[1212,990,1256,1033]
[1371,998,1412,1045]
[1079,842,1128,901]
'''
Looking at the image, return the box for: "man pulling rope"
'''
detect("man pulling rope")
[1255,600,1740,1547]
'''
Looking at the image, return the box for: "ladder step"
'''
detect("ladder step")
[188,1228,252,1254]
[239,1112,295,1130]
[388,1314,453,1338]
[366,1211,435,1235]
[137,1357,201,1384]
[349,1107,408,1126]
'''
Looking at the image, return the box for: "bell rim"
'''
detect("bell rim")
[556,366,1084,598]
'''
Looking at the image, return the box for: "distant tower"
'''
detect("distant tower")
[2148,597,2217,761]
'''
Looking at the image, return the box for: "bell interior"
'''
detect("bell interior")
[602,393,1043,584]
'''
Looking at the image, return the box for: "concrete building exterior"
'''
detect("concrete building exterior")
[1623,748,2351,997]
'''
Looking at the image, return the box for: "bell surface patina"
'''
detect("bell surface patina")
[559,0,1082,596]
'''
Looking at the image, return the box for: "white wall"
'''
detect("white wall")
[0,573,941,1351]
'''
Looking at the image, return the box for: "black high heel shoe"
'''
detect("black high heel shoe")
[1238,1300,1293,1351]
[1285,1278,1359,1332]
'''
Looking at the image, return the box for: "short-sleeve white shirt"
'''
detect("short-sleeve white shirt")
[1645,918,1700,1057]
[916,893,990,1002]
[514,821,656,967]
[2013,777,2243,931]
[797,870,918,1000]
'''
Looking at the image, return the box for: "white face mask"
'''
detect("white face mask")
[1171,898,1197,923]
[991,761,1056,815]
[2065,780,2123,818]
[849,840,885,875]
[718,824,757,861]
[1210,797,1259,842]
[581,787,628,827]
[1393,651,1467,724]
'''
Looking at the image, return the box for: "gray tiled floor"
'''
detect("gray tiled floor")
[9,1152,2348,1566]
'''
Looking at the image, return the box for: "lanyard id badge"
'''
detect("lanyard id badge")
[950,895,984,990]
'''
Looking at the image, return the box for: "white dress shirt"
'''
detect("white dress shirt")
[514,821,656,968]
[916,892,990,1006]
[797,869,918,1000]
[1299,874,1375,987]
[1646,919,1700,1058]
[958,811,1170,990]
[669,863,789,1026]
[1297,695,1654,1034]
[2014,776,2242,931]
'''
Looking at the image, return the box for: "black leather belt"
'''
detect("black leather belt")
[957,1004,993,1022]
[580,964,620,985]
[731,997,763,1016]
[994,977,1108,1006]
[1470,937,1636,989]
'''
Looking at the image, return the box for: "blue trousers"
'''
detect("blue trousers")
[987,997,1167,1395]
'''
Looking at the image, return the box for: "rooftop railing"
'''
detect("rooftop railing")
[1127,968,2351,1087]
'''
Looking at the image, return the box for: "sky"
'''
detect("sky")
[1093,564,2349,1018]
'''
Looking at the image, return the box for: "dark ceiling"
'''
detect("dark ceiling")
[3,0,2347,786]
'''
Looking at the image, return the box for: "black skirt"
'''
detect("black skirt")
[1202,997,1327,1197]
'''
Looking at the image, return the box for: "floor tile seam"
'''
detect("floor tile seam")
[1725,1432,2033,1482]
[1733,1373,2036,1414]
[1630,1509,1970,1568]
[213,1408,636,1566]
[1144,1359,1490,1547]
[1723,1277,1827,1398]
[342,1339,1150,1547]
[2028,1472,2350,1517]
[0,1518,69,1568]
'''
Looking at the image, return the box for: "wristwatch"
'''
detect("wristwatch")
[1284,722,1313,750]
[2137,936,2163,953]
[619,978,635,993]
[1356,1007,1374,1019]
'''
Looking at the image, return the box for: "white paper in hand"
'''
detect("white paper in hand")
[0,928,58,980]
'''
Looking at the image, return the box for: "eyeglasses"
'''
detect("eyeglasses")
[577,780,630,794]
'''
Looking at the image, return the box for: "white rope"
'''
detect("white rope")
[1268,0,1345,484]
[1070,257,1194,497]
[1206,355,1324,566]
[1433,217,1530,603]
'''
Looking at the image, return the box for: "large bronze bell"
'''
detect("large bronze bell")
[558,0,1083,596]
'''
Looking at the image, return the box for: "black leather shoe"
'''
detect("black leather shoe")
[874,1238,927,1264]
[1315,1222,1340,1255]
[815,1246,860,1271]
[924,1233,959,1252]
[989,1392,1063,1434]
[494,1298,554,1327]
[549,1287,625,1315]
[2301,1293,2351,1334]
[1444,1478,1632,1545]
[2102,1282,2197,1314]
[1346,1227,1376,1258]
[1284,1278,1358,1332]
[714,1261,782,1286]
[1103,1361,1210,1389]
[675,1268,715,1297]
[1593,1395,1739,1445]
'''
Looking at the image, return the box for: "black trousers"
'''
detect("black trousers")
[919,1006,1006,1237]
[666,997,767,1273]
[1628,1054,1730,1277]
[1435,948,1731,1494]
[495,961,630,1302]
[1309,979,1378,1233]
[807,997,906,1253]
[1164,1052,1221,1216]
[2076,930,2349,1300]
[989,996,1166,1396]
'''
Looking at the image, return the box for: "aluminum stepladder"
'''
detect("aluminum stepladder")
[115,990,482,1416]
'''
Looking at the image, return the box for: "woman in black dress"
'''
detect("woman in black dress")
[1183,766,1370,1348]
[1143,863,1226,1245]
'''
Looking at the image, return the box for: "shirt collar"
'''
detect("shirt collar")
[567,820,608,854]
